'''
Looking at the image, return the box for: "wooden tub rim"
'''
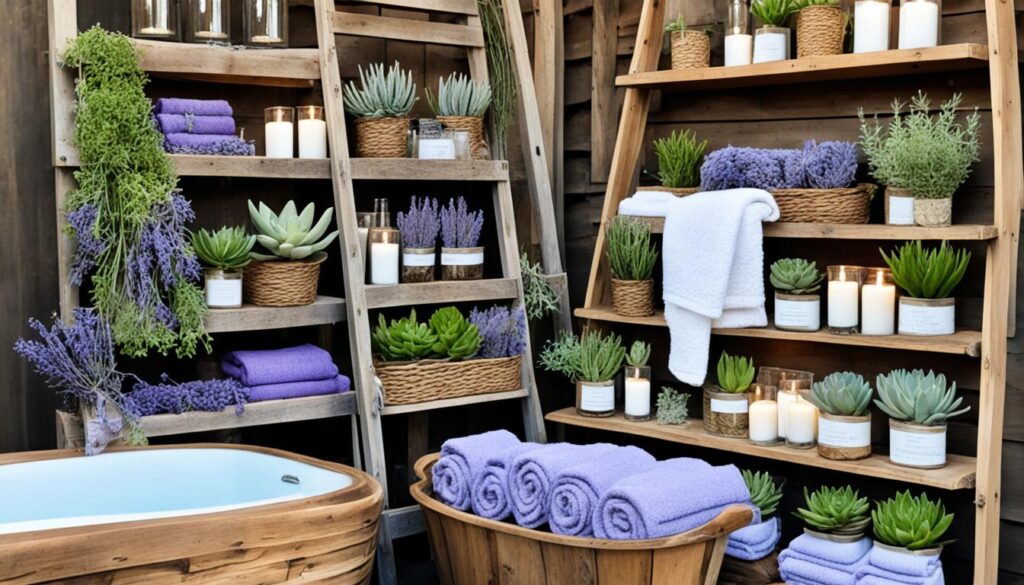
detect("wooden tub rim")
[411,452,752,550]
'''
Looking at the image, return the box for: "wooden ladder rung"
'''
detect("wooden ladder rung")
[331,12,485,47]
[346,0,480,15]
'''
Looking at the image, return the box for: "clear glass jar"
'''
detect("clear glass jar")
[264,106,294,159]
[898,0,940,50]
[244,0,288,46]
[785,393,817,449]
[853,0,890,53]
[297,105,327,159]
[861,268,896,336]
[747,384,779,445]
[826,265,865,333]
[357,211,374,262]
[367,199,400,285]
[725,0,753,66]
[132,0,180,40]
[623,365,652,421]
[187,0,229,42]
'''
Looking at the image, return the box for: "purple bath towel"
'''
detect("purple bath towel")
[548,446,657,537]
[156,114,237,136]
[222,344,339,386]
[856,572,944,585]
[510,443,619,529]
[471,442,543,520]
[726,515,781,560]
[779,534,873,572]
[780,557,862,585]
[247,375,349,402]
[854,546,944,585]
[431,430,522,511]
[154,98,233,116]
[593,458,752,540]
[164,135,255,156]
[164,133,246,147]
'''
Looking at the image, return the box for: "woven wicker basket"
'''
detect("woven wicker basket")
[355,116,409,158]
[796,5,845,57]
[438,115,489,160]
[671,30,710,69]
[243,252,325,307]
[611,278,655,317]
[644,185,700,196]
[771,183,876,224]
[375,355,522,405]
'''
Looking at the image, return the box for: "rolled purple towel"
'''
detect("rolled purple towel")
[154,98,233,116]
[548,446,657,537]
[164,133,245,147]
[778,533,873,571]
[222,344,339,387]
[510,443,619,529]
[471,442,543,520]
[432,430,522,511]
[247,375,350,402]
[156,114,236,136]
[726,516,781,560]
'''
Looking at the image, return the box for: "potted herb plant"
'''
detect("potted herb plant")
[750,0,797,63]
[343,61,417,158]
[770,258,823,332]
[805,372,873,461]
[623,341,652,421]
[648,129,707,196]
[246,200,339,307]
[727,470,784,561]
[872,491,952,563]
[794,485,871,542]
[794,0,845,57]
[607,216,659,317]
[540,330,626,417]
[881,240,970,336]
[427,73,492,160]
[440,196,485,280]
[192,226,255,309]
[397,196,440,283]
[520,253,560,320]
[875,369,969,468]
[664,16,711,70]
[656,386,690,425]
[704,351,755,438]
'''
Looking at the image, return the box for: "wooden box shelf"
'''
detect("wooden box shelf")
[624,216,1000,241]
[135,39,320,87]
[204,296,346,333]
[365,278,520,309]
[379,388,530,416]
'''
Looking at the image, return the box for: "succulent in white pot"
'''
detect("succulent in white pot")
[881,240,970,336]
[875,369,970,469]
[192,226,256,309]
[872,490,952,565]
[805,372,873,461]
[750,0,796,63]
[770,258,823,332]
[540,331,626,418]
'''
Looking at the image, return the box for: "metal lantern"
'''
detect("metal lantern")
[187,0,230,42]
[132,0,180,40]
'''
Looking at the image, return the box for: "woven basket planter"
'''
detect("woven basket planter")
[771,183,876,223]
[438,115,489,160]
[611,278,655,317]
[644,185,700,196]
[796,5,846,57]
[375,355,522,405]
[671,30,710,69]
[354,116,409,158]
[243,252,325,307]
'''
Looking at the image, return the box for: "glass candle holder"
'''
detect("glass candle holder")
[297,106,327,159]
[357,211,374,261]
[853,0,890,53]
[861,268,896,336]
[264,107,294,159]
[368,199,400,285]
[244,0,288,46]
[747,384,780,445]
[133,0,180,40]
[187,0,229,42]
[725,0,753,66]
[898,0,940,50]
[827,265,864,334]
[623,365,652,421]
[417,130,458,160]
[773,369,813,440]
[785,394,817,449]
[753,26,790,64]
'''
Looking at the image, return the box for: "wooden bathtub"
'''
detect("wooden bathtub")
[0,444,383,584]
[410,453,753,585]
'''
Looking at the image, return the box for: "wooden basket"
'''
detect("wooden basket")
[770,183,876,224]
[375,355,521,405]
[243,252,325,307]
[355,116,409,158]
[643,185,700,196]
[438,115,489,160]
[410,453,752,585]
[670,30,710,69]
[611,278,655,317]
[796,5,846,57]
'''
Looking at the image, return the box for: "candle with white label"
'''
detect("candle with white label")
[786,396,817,448]
[853,0,890,53]
[264,107,294,159]
[828,265,863,332]
[861,268,896,335]
[297,106,327,159]
[624,365,652,421]
[898,0,939,49]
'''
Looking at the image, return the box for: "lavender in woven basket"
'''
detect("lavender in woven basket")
[397,196,440,248]
[470,305,526,358]
[700,142,858,190]
[440,196,485,248]
[801,140,858,189]
[126,375,250,416]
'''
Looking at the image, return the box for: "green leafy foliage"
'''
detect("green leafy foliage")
[664,15,689,32]
[770,258,824,295]
[426,73,492,117]
[657,387,690,424]
[625,340,651,368]
[653,130,707,188]
[476,0,515,158]
[716,352,755,393]
[540,331,626,383]
[248,200,339,261]
[520,253,559,320]
[874,369,969,425]
[192,226,255,270]
[873,491,954,550]
[794,486,871,536]
[880,240,970,299]
[606,216,658,281]
[428,307,481,360]
[743,470,784,519]
[342,61,417,118]
[807,372,873,416]
[372,309,440,361]
[750,0,798,26]
[794,0,839,7]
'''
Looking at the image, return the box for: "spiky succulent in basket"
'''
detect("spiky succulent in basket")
[873,490,954,551]
[874,369,969,426]
[880,240,970,299]
[428,307,481,360]
[657,386,689,424]
[716,351,755,393]
[426,73,492,118]
[770,258,824,295]
[372,309,440,361]
[625,340,651,368]
[342,61,417,118]
[192,226,255,270]
[806,372,873,417]
[606,216,658,281]
[652,129,707,189]
[247,200,339,261]
[794,485,871,537]
[743,470,784,520]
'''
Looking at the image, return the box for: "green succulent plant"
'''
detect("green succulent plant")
[750,0,797,26]
[426,73,492,117]
[192,226,255,270]
[743,470,784,520]
[874,369,969,425]
[873,490,953,550]
[770,258,824,295]
[626,340,651,368]
[652,129,707,189]
[428,307,481,360]
[539,331,625,383]
[794,485,871,536]
[342,61,417,118]
[806,372,873,417]
[657,387,689,424]
[716,352,755,393]
[880,240,970,300]
[247,200,339,261]
[372,309,440,361]
[520,253,559,320]
[606,216,658,281]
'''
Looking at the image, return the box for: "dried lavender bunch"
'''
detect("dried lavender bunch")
[802,140,858,189]
[700,142,857,190]
[67,203,106,286]
[440,196,485,248]
[126,375,249,416]
[397,196,440,248]
[469,305,526,358]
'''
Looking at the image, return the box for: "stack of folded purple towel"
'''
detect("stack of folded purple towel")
[154,98,255,156]
[221,344,350,402]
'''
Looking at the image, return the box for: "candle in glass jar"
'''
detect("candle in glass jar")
[624,375,652,419]
[264,107,294,159]
[725,34,754,66]
[370,242,400,284]
[787,396,817,446]
[749,400,778,443]
[853,0,890,53]
[828,266,861,331]
[861,268,896,335]
[777,388,797,439]
[297,106,327,159]
[898,0,939,49]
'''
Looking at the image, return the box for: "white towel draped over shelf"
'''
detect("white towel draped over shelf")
[617,190,678,217]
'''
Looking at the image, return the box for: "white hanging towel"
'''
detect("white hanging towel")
[662,189,779,386]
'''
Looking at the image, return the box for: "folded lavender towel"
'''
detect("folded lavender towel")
[856,570,944,585]
[247,375,349,402]
[548,446,657,537]
[471,442,543,520]
[593,458,752,540]
[780,557,862,585]
[156,114,236,135]
[726,515,781,560]
[432,430,522,511]
[510,443,619,529]
[154,98,233,116]
[164,133,246,147]
[854,546,944,585]
[222,344,339,386]
[779,534,873,571]
[164,136,255,156]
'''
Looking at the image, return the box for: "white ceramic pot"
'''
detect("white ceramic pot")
[576,379,615,417]
[204,268,243,308]
[889,419,947,468]
[884,187,915,225]
[774,292,820,332]
[753,26,790,63]
[898,297,955,336]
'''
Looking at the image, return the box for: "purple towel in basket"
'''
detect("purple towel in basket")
[509,443,619,529]
[156,114,236,136]
[247,375,350,402]
[154,98,233,116]
[432,430,521,511]
[222,344,339,386]
[471,442,543,520]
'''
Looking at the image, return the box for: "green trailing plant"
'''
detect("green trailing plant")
[342,61,417,118]
[880,240,970,299]
[476,0,515,158]
[428,307,481,360]
[626,341,651,368]
[794,0,839,8]
[874,369,969,425]
[806,372,873,417]
[716,352,755,393]
[606,216,658,281]
[873,490,953,550]
[539,331,626,383]
[743,470,784,520]
[520,253,559,320]
[426,73,492,117]
[794,485,871,536]
[770,258,824,295]
[192,226,255,270]
[247,200,339,261]
[652,130,707,189]
[750,0,797,26]
[657,386,690,424]
[372,309,440,361]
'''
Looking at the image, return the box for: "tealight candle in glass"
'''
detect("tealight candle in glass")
[297,106,328,159]
[132,0,180,40]
[187,0,229,42]
[785,394,818,449]
[244,0,288,46]
[861,268,896,336]
[725,0,753,66]
[367,199,400,285]
[747,384,779,445]
[775,370,813,439]
[827,265,864,334]
[853,0,890,53]
[898,0,940,50]
[623,364,652,421]
[264,107,294,159]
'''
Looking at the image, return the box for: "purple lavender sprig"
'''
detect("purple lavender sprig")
[469,305,526,358]
[802,140,858,189]
[397,196,440,248]
[440,196,485,248]
[126,376,249,416]
[700,142,858,191]
[67,204,106,286]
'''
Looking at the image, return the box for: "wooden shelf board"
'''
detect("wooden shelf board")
[165,155,509,181]
[171,155,330,179]
[136,39,320,87]
[380,388,529,415]
[205,296,346,333]
[141,392,356,437]
[575,307,982,357]
[624,216,999,241]
[616,44,989,92]
[365,278,520,309]
[546,408,976,490]
[350,159,510,181]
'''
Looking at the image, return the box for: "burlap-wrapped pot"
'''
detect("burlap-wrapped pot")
[243,252,325,307]
[796,5,845,57]
[354,116,409,158]
[914,197,952,227]
[438,115,489,160]
[817,412,872,460]
[671,30,710,69]
[611,278,655,317]
[702,386,749,438]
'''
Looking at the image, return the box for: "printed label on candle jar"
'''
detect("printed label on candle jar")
[818,417,871,448]
[403,252,435,266]
[898,301,955,335]
[711,398,749,414]
[418,139,456,160]
[579,384,614,412]
[890,427,946,467]
[205,278,242,308]
[753,33,787,63]
[441,252,484,266]
[774,297,820,330]
[887,196,915,225]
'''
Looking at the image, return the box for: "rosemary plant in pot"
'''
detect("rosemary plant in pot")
[665,16,711,70]
[427,73,492,160]
[397,196,439,283]
[805,372,874,461]
[623,341,652,421]
[192,226,256,308]
[794,0,845,57]
[750,0,797,63]
[704,351,755,437]
[770,258,823,332]
[881,240,970,336]
[794,485,871,543]
[440,196,485,280]
[873,491,952,560]
[607,216,659,317]
[540,331,626,417]
[648,129,707,195]
[343,61,417,158]
[875,369,969,468]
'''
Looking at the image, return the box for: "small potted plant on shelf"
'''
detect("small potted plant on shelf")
[872,491,952,568]
[343,61,417,158]
[656,386,690,425]
[397,196,440,283]
[440,196,485,280]
[750,0,797,63]
[427,73,492,160]
[540,330,626,417]
[192,226,255,309]
[623,341,652,421]
[875,369,969,469]
[881,240,970,336]
[770,258,823,332]
[664,16,711,70]
[794,485,871,543]
[648,129,707,195]
[606,216,659,317]
[794,0,845,57]
[246,200,339,307]
[728,470,784,561]
[703,351,755,438]
[805,372,874,461]
[520,253,560,321]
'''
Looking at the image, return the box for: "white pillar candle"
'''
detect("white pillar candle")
[777,389,798,439]
[298,118,327,159]
[357,227,369,259]
[624,376,652,418]
[898,0,939,49]
[787,397,817,445]
[749,400,779,443]
[853,0,890,53]
[725,34,754,66]
[828,267,860,329]
[264,121,294,158]
[861,270,896,335]
[370,242,400,284]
